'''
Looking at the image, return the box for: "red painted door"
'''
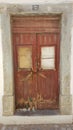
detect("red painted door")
[13,34,38,109]
[12,16,60,110]
[37,33,60,109]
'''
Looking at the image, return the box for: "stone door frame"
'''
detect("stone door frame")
[1,3,72,116]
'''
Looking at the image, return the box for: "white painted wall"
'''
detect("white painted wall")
[0,14,4,116]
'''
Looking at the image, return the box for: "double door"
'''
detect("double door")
[13,33,60,110]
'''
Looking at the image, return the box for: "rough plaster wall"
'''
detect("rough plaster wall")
[0,0,72,4]
[0,14,3,115]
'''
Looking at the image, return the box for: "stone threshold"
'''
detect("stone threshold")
[0,115,72,125]
[15,109,59,116]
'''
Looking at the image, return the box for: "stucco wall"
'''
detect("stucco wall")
[0,0,72,4]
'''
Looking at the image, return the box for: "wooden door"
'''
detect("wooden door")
[12,16,60,110]
[13,34,38,109]
[37,33,60,109]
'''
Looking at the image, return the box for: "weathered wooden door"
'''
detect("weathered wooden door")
[37,33,60,109]
[12,16,60,110]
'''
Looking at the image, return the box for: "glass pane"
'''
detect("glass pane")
[41,46,55,59]
[41,59,55,69]
[18,47,32,68]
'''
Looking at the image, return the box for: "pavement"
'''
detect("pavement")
[0,124,73,130]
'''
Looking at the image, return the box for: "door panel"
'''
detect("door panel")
[11,15,61,33]
[37,34,60,109]
[13,34,37,109]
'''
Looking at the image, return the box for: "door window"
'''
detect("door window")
[41,46,55,69]
[18,46,32,69]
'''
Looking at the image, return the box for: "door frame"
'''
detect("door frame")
[1,3,72,116]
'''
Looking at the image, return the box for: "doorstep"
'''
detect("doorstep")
[0,115,72,125]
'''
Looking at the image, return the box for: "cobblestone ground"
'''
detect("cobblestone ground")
[0,124,73,130]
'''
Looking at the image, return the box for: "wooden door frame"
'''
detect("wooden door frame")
[1,3,72,116]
